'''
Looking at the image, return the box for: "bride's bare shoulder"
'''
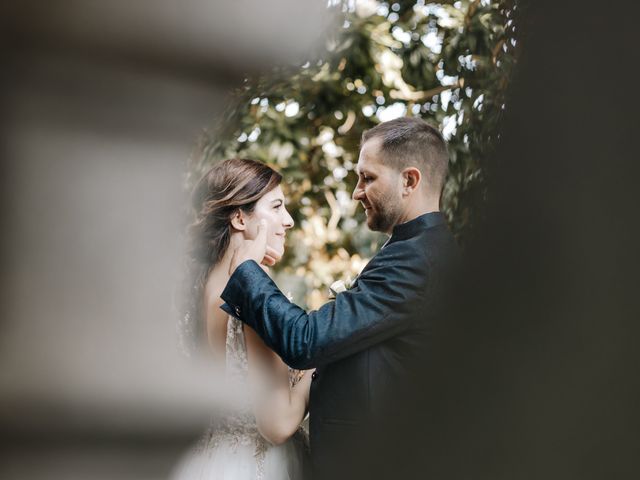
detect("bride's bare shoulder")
[203,270,229,353]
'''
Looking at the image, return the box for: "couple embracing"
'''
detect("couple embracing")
[173,117,460,480]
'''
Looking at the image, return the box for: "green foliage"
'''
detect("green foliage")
[189,0,517,308]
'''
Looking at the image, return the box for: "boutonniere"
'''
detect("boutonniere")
[328,276,356,299]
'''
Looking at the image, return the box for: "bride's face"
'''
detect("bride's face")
[244,185,294,260]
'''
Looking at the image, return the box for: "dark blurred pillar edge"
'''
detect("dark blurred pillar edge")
[425,1,640,479]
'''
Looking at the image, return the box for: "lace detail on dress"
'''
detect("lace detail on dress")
[288,367,305,388]
[172,315,310,480]
[225,315,249,385]
[195,419,270,480]
[220,315,269,478]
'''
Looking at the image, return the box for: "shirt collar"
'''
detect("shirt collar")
[388,211,447,243]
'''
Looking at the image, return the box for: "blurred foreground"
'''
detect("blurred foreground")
[0,1,330,478]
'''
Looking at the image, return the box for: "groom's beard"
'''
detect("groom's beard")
[366,191,402,234]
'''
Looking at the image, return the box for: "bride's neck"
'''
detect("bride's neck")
[206,232,243,294]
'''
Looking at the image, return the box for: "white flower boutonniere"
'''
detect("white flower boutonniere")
[329,276,356,299]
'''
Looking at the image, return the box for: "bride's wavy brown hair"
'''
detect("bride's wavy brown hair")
[179,158,282,353]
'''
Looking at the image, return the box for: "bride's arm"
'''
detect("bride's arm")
[244,324,312,445]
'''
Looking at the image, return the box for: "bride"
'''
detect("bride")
[172,158,312,479]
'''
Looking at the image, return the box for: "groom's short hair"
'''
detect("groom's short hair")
[361,117,449,194]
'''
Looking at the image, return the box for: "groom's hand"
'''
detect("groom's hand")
[229,220,281,275]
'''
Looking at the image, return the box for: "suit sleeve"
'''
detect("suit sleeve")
[220,243,429,369]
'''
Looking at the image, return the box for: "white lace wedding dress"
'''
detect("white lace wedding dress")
[171,316,310,480]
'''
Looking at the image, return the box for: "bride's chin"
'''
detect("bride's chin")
[269,245,285,262]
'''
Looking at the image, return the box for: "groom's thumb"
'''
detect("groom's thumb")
[255,219,275,266]
[255,219,268,246]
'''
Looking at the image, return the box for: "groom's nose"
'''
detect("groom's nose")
[352,183,364,201]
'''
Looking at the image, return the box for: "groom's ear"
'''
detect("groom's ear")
[401,167,421,196]
[230,209,247,231]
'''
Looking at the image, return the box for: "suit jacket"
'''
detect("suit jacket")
[221,212,460,479]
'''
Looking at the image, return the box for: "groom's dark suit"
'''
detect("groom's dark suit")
[221,212,459,479]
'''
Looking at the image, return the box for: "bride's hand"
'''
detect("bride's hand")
[262,247,281,267]
[258,263,271,275]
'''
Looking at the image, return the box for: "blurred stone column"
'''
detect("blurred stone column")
[0,1,331,478]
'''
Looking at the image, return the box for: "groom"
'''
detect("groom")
[222,117,460,479]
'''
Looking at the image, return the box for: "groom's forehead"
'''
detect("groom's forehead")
[356,161,372,175]
[356,152,384,174]
[357,138,386,170]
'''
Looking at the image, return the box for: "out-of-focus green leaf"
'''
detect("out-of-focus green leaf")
[188,0,517,308]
